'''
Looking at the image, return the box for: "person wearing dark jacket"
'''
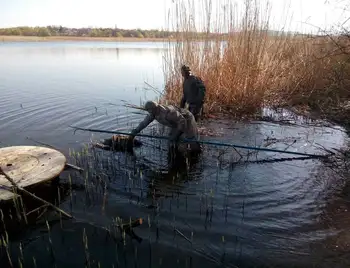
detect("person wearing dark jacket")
[180,65,206,121]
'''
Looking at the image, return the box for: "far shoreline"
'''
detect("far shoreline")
[0,35,174,43]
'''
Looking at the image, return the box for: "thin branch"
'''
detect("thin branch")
[0,168,73,219]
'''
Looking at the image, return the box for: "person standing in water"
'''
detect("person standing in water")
[128,101,201,165]
[128,101,200,152]
[179,65,206,121]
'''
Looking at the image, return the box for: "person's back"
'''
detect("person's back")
[146,104,199,141]
[180,65,206,121]
[153,104,183,128]
[129,101,200,153]
[182,76,201,103]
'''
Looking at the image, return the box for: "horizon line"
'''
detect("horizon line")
[0,25,313,35]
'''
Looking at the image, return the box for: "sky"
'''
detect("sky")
[0,0,349,33]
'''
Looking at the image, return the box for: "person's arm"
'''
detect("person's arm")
[130,114,154,136]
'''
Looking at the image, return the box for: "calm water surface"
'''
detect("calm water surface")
[0,41,349,268]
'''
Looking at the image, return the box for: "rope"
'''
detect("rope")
[69,125,332,158]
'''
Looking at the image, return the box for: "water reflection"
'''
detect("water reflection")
[145,148,204,201]
[0,46,165,66]
[0,42,164,151]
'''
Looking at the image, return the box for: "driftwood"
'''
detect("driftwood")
[64,163,84,172]
[117,218,143,243]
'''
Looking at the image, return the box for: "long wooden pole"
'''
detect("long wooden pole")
[70,125,333,158]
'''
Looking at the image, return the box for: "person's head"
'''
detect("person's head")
[181,65,191,78]
[144,100,158,115]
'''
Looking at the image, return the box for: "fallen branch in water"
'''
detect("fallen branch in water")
[174,227,192,244]
[26,136,84,172]
[26,137,57,149]
[26,204,49,217]
[64,163,84,173]
[117,218,143,243]
[0,168,73,219]
[144,81,164,96]
[123,103,146,110]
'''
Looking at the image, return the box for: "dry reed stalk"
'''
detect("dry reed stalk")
[162,0,350,118]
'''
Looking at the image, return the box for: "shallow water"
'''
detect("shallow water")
[0,41,350,268]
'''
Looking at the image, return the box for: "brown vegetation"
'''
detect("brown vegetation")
[162,0,350,125]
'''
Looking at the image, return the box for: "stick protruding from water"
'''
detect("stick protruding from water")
[0,168,73,219]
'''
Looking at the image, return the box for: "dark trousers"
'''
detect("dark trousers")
[167,144,201,171]
[188,104,203,121]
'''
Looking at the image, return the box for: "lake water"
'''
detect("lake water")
[0,41,350,268]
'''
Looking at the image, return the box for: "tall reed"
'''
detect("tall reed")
[162,0,350,117]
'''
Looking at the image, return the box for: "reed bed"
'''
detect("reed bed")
[162,0,350,119]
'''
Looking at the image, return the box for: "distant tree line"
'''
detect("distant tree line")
[0,26,303,39]
[0,26,226,39]
[0,26,179,38]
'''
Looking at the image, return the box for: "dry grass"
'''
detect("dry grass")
[162,0,350,120]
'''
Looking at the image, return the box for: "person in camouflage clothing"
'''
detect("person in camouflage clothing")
[128,101,201,155]
[180,65,206,121]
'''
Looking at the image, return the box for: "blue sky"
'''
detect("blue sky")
[0,0,349,33]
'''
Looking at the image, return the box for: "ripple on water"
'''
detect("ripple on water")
[1,42,349,267]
